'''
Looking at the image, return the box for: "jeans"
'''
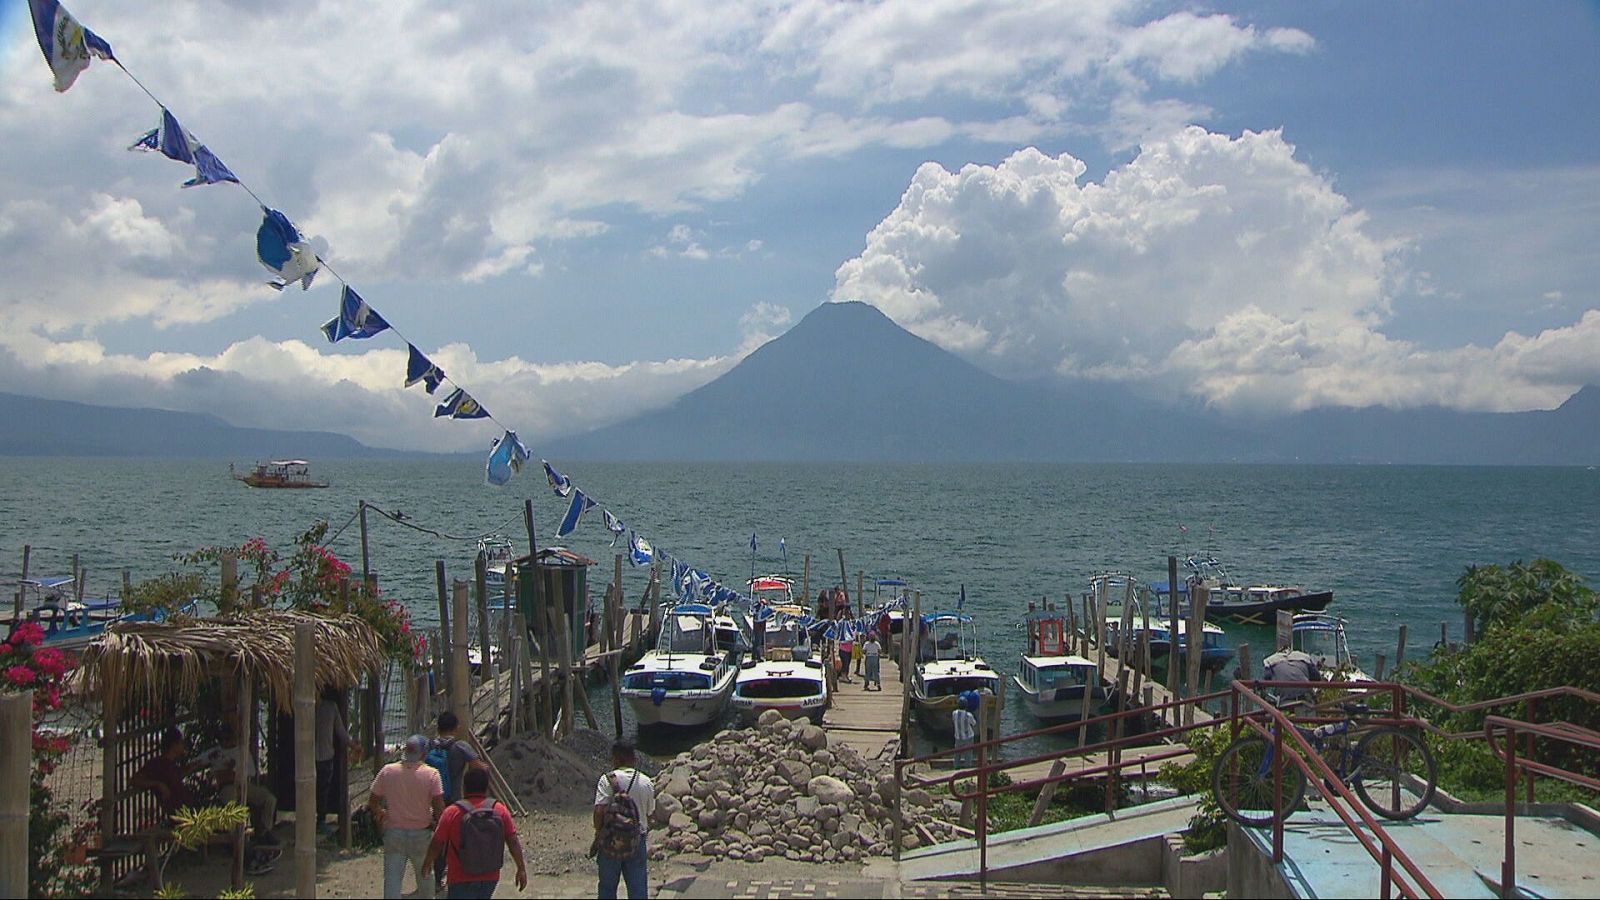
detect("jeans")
[954,735,974,769]
[597,835,648,899]
[315,759,335,820]
[864,655,881,687]
[382,827,434,899]
[445,880,498,899]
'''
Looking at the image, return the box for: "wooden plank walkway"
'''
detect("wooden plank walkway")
[822,656,905,761]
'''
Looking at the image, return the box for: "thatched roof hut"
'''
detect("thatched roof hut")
[77,608,385,711]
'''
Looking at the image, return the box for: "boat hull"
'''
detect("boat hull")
[1202,590,1333,624]
[1011,676,1108,722]
[1145,643,1234,676]
[623,688,733,728]
[731,693,827,725]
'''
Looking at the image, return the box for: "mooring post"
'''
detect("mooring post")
[294,623,317,898]
[435,560,452,699]
[1395,624,1408,672]
[451,580,474,734]
[0,692,30,898]
[1167,556,1180,700]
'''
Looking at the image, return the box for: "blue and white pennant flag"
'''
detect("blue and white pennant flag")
[322,286,390,342]
[485,430,530,487]
[556,490,598,537]
[28,0,114,93]
[544,461,572,497]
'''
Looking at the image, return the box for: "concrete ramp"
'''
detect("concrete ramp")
[1228,810,1600,899]
[898,796,1201,885]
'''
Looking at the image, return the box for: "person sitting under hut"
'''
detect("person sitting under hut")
[197,722,280,845]
[130,727,206,819]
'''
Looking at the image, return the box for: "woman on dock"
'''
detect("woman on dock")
[837,623,854,684]
[862,631,882,690]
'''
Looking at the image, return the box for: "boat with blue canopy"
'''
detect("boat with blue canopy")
[911,610,1001,737]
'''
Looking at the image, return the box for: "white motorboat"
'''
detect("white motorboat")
[911,611,1002,737]
[1291,613,1371,682]
[620,603,737,727]
[732,603,828,724]
[867,578,914,657]
[1013,611,1111,722]
[477,536,515,590]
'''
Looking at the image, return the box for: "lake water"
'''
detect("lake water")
[3,458,1597,755]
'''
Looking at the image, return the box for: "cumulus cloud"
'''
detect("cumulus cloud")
[833,127,1599,413]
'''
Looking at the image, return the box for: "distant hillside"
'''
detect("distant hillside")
[0,392,408,458]
[549,301,1600,465]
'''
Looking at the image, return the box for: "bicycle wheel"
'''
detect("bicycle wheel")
[1213,734,1307,827]
[1352,727,1437,820]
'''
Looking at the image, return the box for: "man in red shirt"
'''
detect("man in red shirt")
[129,727,204,819]
[422,767,527,898]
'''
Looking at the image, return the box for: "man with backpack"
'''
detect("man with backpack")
[427,711,480,890]
[422,767,527,899]
[592,739,655,900]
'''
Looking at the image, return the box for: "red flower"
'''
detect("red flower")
[5,665,37,686]
[31,647,70,677]
[11,622,46,647]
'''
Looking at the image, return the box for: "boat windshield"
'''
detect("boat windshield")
[1294,622,1347,668]
[660,612,714,654]
[923,675,996,698]
[1034,665,1090,691]
[625,670,711,691]
[919,616,974,662]
[763,622,803,650]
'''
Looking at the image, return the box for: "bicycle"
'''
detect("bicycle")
[1212,702,1438,826]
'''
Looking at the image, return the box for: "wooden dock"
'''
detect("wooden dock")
[821,656,905,761]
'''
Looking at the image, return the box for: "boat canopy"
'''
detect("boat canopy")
[268,459,309,466]
[1149,580,1190,595]
[1021,654,1094,668]
[23,576,76,590]
[669,603,713,616]
[749,577,793,592]
[921,612,972,624]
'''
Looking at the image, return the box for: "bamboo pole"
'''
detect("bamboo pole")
[515,613,536,734]
[294,623,317,898]
[1166,556,1180,700]
[358,500,371,580]
[476,553,493,679]
[609,559,623,736]
[0,692,30,899]
[556,598,576,738]
[508,624,524,736]
[1078,594,1094,736]
[1186,584,1208,726]
[11,545,29,623]
[900,590,920,756]
[436,561,452,700]
[802,554,811,612]
[232,674,253,888]
[1395,624,1408,671]
[836,549,849,611]
[451,580,473,734]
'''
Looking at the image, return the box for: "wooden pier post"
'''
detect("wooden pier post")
[1236,644,1252,686]
[12,545,29,623]
[900,591,920,756]
[435,561,452,699]
[517,612,537,732]
[451,580,473,734]
[1374,653,1387,682]
[1439,621,1448,651]
[358,500,371,580]
[0,692,29,899]
[556,599,575,737]
[476,553,493,680]
[232,674,254,888]
[508,617,525,736]
[1186,584,1208,725]
[1078,594,1094,736]
[1275,610,1293,652]
[1167,556,1181,701]
[294,622,317,898]
[802,555,811,611]
[609,555,624,737]
[1395,624,1408,672]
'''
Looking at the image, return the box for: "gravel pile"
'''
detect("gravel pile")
[648,710,960,863]
[492,728,659,811]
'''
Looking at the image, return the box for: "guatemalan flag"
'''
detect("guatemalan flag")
[321,286,390,342]
[128,109,239,188]
[405,345,446,394]
[485,430,530,487]
[628,532,654,567]
[29,0,114,92]
[256,208,320,291]
[602,508,625,546]
[556,490,598,537]
[543,460,572,497]
[434,387,489,420]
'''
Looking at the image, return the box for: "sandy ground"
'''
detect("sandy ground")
[171,807,884,899]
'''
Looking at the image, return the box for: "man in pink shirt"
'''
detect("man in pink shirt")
[370,734,445,899]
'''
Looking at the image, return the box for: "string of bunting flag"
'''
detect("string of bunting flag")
[21,0,788,611]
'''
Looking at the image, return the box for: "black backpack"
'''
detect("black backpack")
[597,771,642,860]
[453,798,506,876]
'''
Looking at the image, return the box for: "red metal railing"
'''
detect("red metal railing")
[1483,716,1600,898]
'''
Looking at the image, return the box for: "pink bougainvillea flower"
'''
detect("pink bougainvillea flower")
[31,647,70,677]
[5,664,38,685]
[11,622,46,646]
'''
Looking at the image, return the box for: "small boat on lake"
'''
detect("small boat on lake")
[911,610,1002,737]
[6,575,193,649]
[621,602,738,728]
[1143,618,1233,678]
[478,536,515,590]
[866,578,914,657]
[1152,556,1333,625]
[230,459,329,489]
[1013,610,1110,722]
[1290,613,1370,682]
[732,603,828,724]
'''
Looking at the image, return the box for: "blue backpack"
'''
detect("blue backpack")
[424,740,456,800]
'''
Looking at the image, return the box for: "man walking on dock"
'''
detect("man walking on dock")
[370,735,444,899]
[862,631,882,690]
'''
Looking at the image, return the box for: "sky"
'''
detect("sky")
[1,0,1597,452]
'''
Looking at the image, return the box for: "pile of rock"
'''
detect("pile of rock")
[648,710,961,863]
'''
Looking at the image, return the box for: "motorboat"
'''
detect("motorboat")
[1290,613,1371,682]
[711,603,753,659]
[911,611,1002,737]
[866,578,914,657]
[731,603,828,724]
[1143,619,1234,678]
[1013,610,1110,722]
[7,575,193,649]
[620,603,738,727]
[477,536,515,591]
[1152,557,1333,625]
[229,459,328,488]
